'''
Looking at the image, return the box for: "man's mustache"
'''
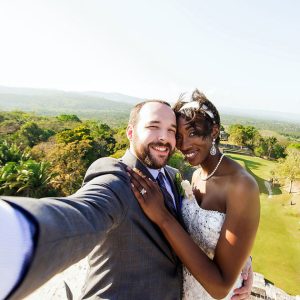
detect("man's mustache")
[149,142,172,152]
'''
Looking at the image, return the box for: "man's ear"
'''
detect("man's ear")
[126,125,134,141]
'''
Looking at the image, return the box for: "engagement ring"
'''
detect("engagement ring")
[140,188,147,195]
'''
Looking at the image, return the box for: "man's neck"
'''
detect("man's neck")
[128,148,164,175]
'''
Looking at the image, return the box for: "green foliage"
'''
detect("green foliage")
[56,114,81,122]
[276,148,300,193]
[113,127,129,152]
[222,114,300,140]
[110,149,126,158]
[228,124,246,146]
[0,140,30,166]
[89,122,116,157]
[17,121,55,147]
[168,151,194,180]
[46,140,95,195]
[228,124,261,150]
[56,125,93,144]
[0,159,53,197]
[288,142,300,150]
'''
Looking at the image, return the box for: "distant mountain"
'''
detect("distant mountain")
[0,86,133,114]
[0,85,299,127]
[220,106,300,124]
[82,91,143,105]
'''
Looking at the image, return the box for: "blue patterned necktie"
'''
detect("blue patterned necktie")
[157,172,178,219]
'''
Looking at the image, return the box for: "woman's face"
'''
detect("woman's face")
[176,116,213,166]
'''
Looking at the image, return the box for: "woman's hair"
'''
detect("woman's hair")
[173,89,221,143]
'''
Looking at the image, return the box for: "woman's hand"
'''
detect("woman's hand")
[127,167,171,226]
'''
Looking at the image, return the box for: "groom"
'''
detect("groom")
[0,100,252,299]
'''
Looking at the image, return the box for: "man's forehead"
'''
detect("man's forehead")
[139,102,174,119]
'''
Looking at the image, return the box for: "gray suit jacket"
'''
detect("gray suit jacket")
[3,151,183,300]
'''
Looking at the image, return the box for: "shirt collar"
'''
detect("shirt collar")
[147,167,166,180]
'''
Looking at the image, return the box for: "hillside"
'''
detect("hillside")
[1,86,300,133]
[227,153,300,295]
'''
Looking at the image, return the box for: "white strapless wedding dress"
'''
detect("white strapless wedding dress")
[181,197,243,300]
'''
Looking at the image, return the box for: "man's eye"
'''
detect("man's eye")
[190,131,196,137]
[147,126,158,129]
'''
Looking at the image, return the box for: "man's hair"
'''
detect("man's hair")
[128,100,171,126]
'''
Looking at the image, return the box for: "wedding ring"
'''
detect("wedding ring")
[140,188,147,196]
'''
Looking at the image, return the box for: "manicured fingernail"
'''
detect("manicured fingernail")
[131,183,134,187]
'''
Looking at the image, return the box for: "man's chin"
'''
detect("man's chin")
[145,155,169,169]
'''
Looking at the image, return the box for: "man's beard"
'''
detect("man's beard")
[133,141,174,169]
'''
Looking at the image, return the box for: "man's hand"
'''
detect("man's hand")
[231,258,253,300]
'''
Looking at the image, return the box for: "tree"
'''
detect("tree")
[45,140,95,195]
[228,124,246,146]
[113,127,129,152]
[265,137,278,159]
[277,148,300,193]
[55,124,93,144]
[243,126,261,150]
[17,121,54,147]
[56,114,81,122]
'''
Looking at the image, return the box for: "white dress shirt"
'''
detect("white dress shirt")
[147,167,177,209]
[0,200,34,299]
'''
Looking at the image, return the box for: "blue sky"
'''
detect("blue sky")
[0,0,299,114]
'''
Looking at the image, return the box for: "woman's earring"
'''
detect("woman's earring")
[210,138,217,156]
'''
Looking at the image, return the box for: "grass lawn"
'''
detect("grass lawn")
[227,153,300,295]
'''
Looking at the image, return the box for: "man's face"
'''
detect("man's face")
[127,102,177,169]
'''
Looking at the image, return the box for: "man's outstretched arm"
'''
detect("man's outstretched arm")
[0,173,128,299]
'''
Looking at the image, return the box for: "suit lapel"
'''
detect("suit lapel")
[119,150,155,181]
[119,150,182,262]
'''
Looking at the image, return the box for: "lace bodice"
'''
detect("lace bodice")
[181,197,243,300]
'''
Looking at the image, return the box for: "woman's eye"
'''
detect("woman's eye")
[190,131,196,137]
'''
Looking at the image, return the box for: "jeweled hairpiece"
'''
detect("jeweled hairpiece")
[179,101,216,123]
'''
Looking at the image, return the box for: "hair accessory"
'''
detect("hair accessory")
[179,101,215,123]
[210,138,217,156]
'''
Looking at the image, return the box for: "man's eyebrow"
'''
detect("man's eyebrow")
[146,120,177,129]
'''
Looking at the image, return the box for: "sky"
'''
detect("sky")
[0,0,299,114]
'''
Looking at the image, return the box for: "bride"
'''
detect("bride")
[128,90,260,299]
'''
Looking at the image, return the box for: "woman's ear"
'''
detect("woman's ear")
[211,125,220,140]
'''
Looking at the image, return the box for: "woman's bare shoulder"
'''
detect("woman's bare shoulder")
[225,157,259,204]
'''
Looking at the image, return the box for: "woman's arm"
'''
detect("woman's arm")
[128,168,260,299]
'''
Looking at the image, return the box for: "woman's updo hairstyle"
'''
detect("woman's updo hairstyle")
[173,89,221,143]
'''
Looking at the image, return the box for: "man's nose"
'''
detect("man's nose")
[158,130,168,141]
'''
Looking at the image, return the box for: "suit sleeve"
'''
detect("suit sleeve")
[1,173,128,300]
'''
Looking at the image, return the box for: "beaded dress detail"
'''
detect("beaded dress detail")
[181,196,243,300]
